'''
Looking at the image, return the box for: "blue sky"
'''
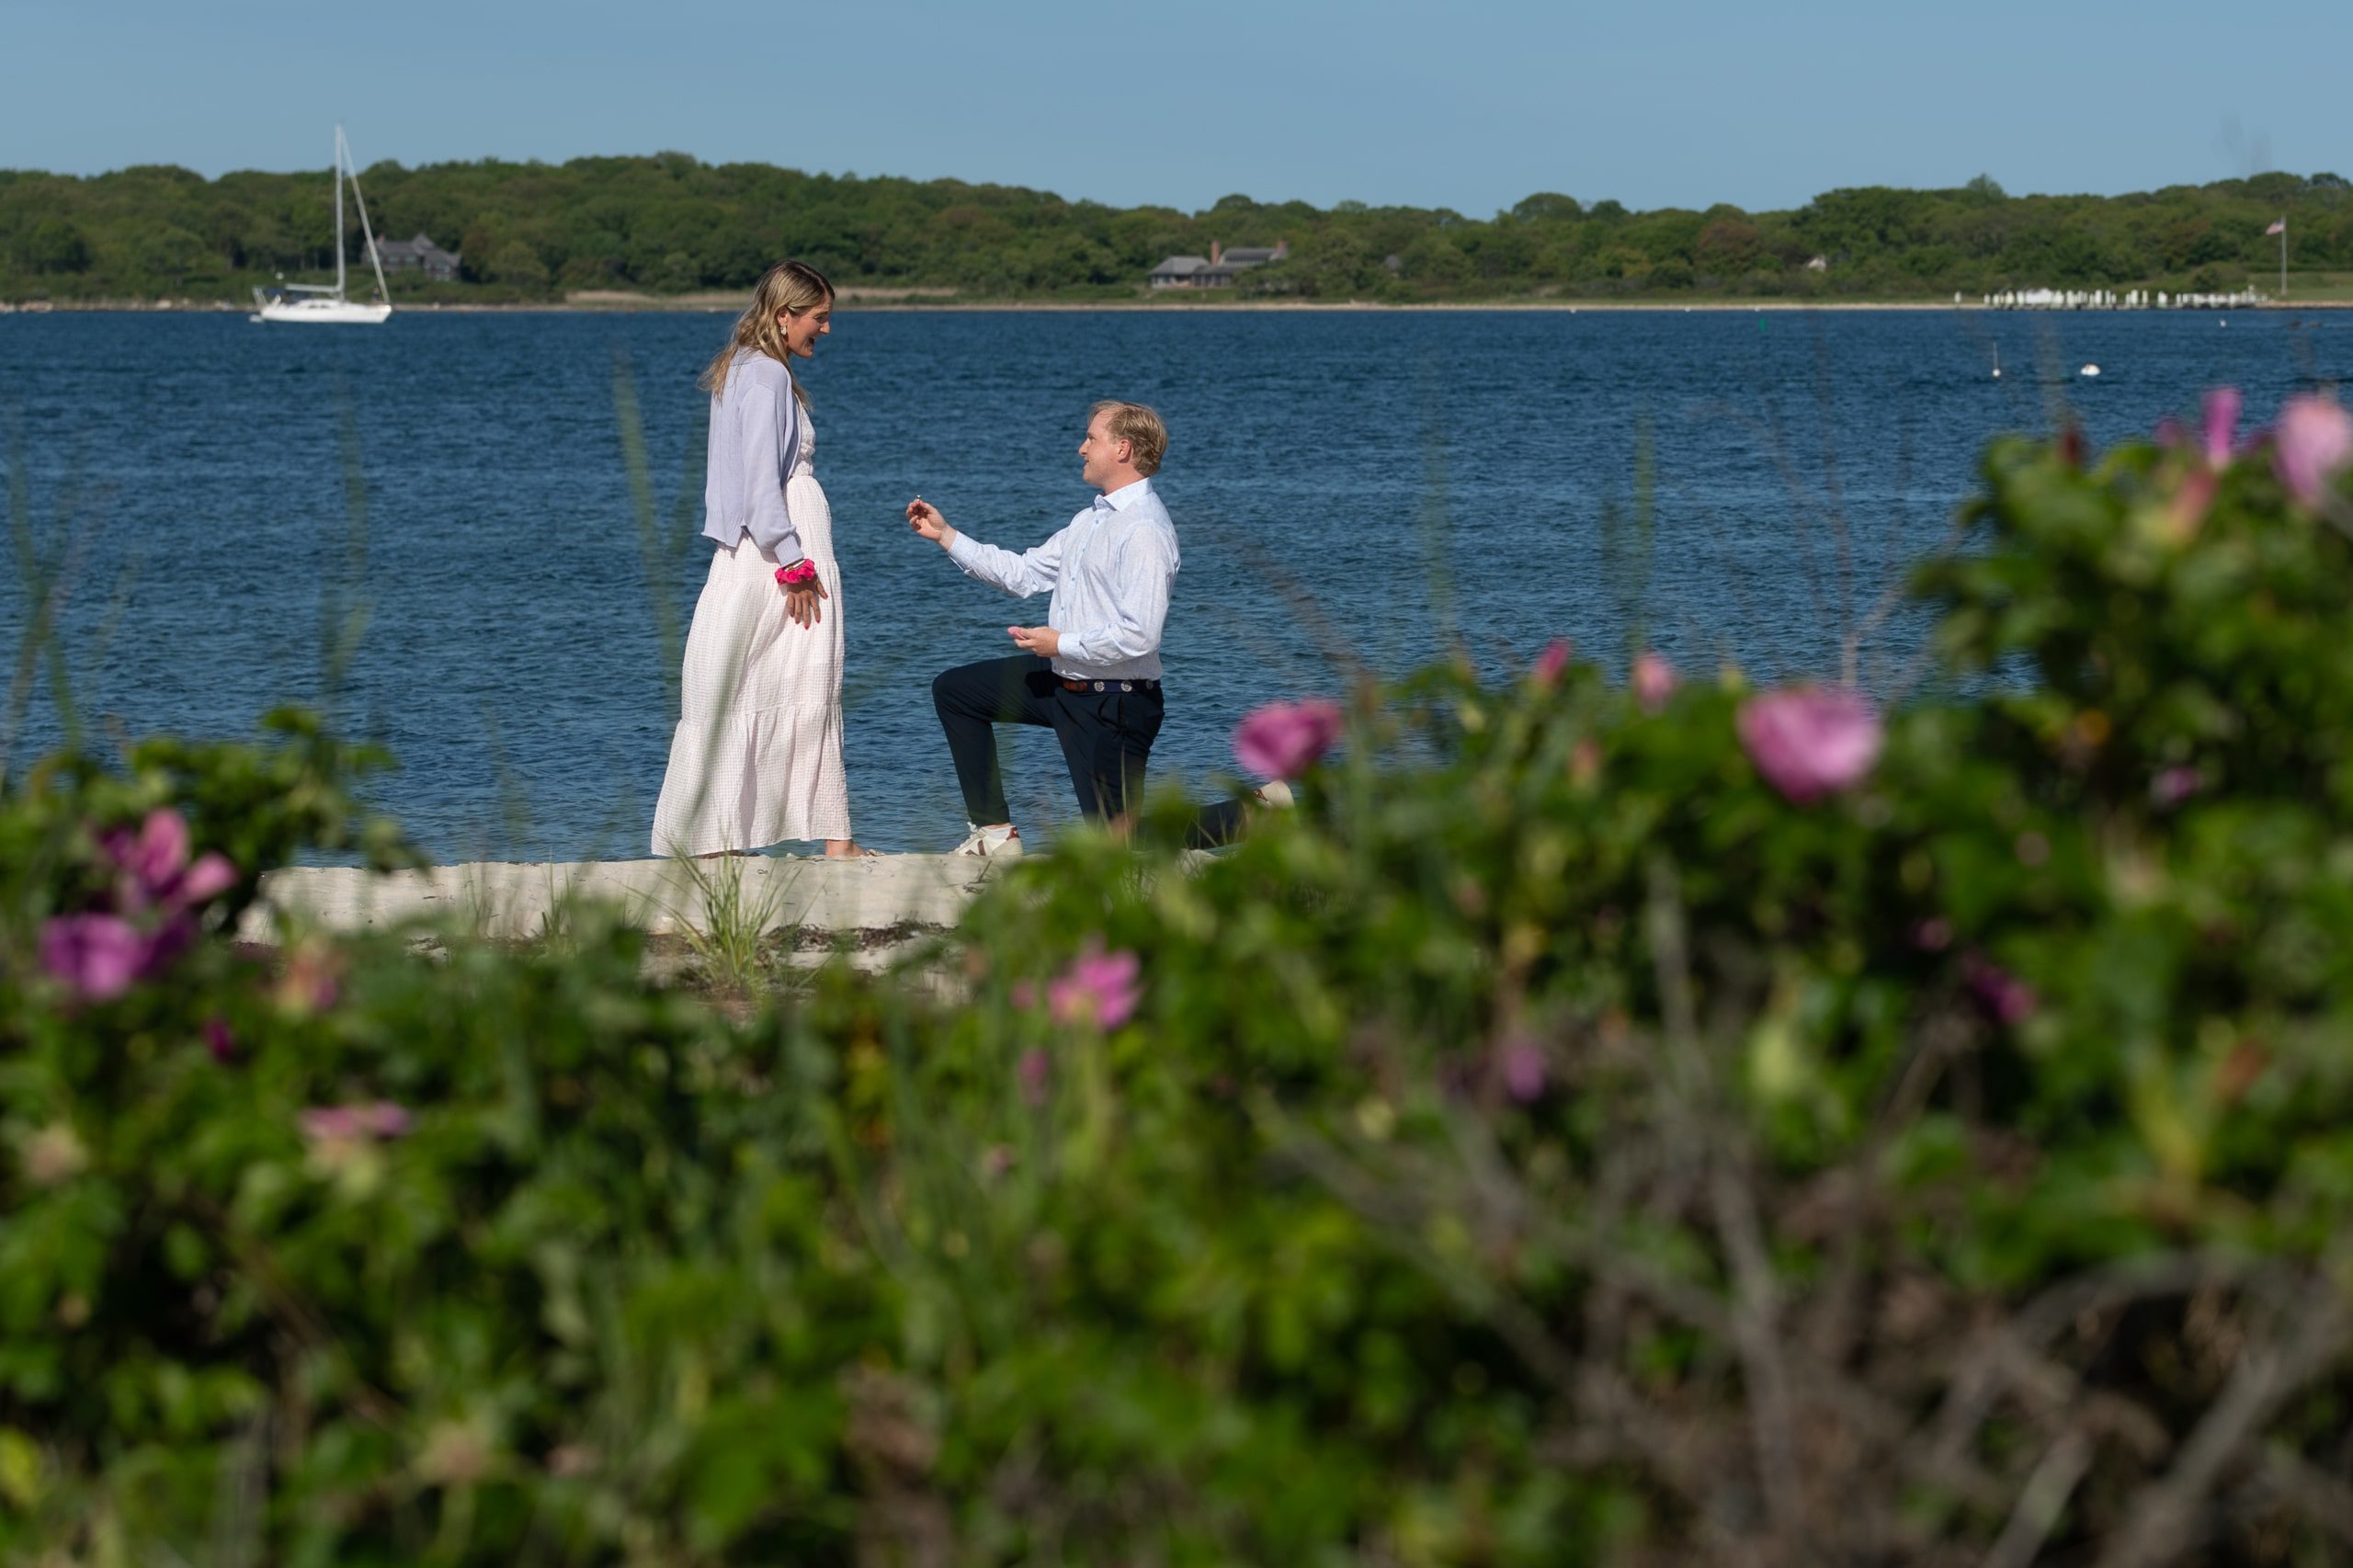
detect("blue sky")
[5,0,2346,215]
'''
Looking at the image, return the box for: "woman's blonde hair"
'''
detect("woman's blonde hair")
[699,260,834,405]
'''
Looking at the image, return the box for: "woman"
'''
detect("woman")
[652,260,869,858]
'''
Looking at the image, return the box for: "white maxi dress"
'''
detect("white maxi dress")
[651,409,851,855]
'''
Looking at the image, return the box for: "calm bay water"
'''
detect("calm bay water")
[3,307,2346,858]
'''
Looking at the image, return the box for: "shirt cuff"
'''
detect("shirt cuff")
[946,531,984,573]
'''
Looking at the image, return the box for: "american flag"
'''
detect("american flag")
[2267,219,2288,236]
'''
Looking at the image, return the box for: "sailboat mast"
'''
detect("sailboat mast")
[334,124,347,298]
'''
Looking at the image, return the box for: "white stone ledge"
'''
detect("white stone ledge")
[241,855,1008,942]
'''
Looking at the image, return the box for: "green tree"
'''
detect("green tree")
[134,225,209,290]
[1396,233,1469,286]
[486,239,550,289]
[17,218,90,274]
[1695,217,1764,276]
[1508,191,1582,223]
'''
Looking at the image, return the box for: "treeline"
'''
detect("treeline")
[3,154,2349,302]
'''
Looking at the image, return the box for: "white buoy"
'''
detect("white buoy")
[2080,364,2100,378]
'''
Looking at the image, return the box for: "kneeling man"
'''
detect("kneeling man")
[906,400,1187,857]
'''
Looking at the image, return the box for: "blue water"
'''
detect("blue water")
[3,307,2346,858]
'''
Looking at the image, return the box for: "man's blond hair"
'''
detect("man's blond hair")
[1090,400,1168,477]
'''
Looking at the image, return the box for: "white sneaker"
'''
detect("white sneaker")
[952,823,1023,858]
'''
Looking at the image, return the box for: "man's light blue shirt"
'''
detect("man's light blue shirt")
[945,477,1180,681]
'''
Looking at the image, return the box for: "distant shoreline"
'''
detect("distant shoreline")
[12,294,2351,316]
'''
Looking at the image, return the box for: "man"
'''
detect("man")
[908,400,1211,857]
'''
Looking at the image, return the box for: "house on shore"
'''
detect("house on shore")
[1147,238,1290,289]
[375,233,462,282]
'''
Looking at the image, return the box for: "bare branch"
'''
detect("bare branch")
[2093,1292,2351,1568]
[1983,1428,2094,1568]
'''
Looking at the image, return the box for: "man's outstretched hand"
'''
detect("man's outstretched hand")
[1008,626,1061,657]
[905,498,956,547]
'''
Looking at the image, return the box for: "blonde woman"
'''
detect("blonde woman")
[652,260,869,858]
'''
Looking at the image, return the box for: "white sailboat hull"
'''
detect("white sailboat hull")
[254,298,392,324]
[249,125,395,326]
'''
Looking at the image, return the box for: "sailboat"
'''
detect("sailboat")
[251,125,392,324]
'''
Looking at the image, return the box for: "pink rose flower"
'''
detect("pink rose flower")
[2274,395,2353,508]
[1497,1039,1546,1104]
[2167,466,2218,538]
[1017,1048,1051,1107]
[1233,699,1343,780]
[40,914,150,1001]
[1631,652,1678,713]
[1532,639,1573,687]
[274,941,344,1016]
[299,1100,413,1143]
[1735,687,1883,805]
[1962,953,2037,1027]
[2200,386,2242,468]
[104,808,236,914]
[1047,942,1142,1029]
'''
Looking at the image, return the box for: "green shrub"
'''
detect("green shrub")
[5,395,2353,1563]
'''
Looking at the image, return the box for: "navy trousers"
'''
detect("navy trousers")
[932,655,1164,825]
[931,653,1249,845]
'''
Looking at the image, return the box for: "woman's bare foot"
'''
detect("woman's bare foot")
[824,839,878,858]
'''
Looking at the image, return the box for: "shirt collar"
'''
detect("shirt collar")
[1093,477,1153,514]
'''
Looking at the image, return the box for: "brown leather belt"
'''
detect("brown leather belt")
[1058,676,1160,693]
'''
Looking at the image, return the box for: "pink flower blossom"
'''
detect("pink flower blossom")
[1017,1048,1051,1107]
[299,1100,413,1143]
[1233,699,1343,780]
[1047,943,1142,1029]
[274,942,343,1016]
[2273,395,2353,508]
[103,808,236,914]
[1735,687,1883,805]
[176,854,238,905]
[2167,466,2217,538]
[204,1017,238,1063]
[1963,953,2037,1027]
[1498,1040,1546,1104]
[1532,639,1573,687]
[40,914,150,1001]
[2152,767,2202,808]
[2200,386,2243,468]
[1631,652,1678,713]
